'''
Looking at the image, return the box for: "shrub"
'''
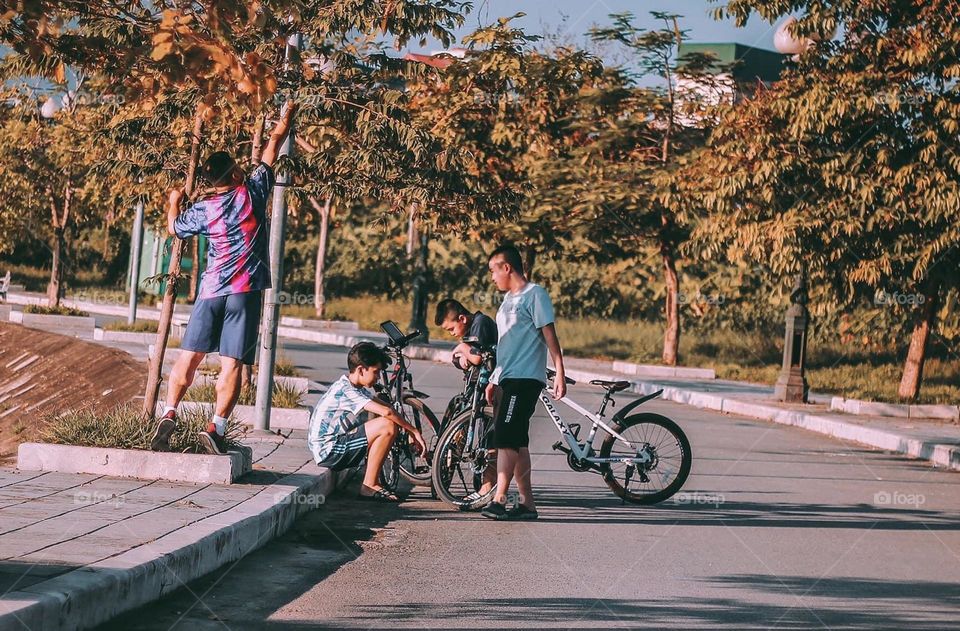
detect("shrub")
[24,304,89,317]
[40,403,245,452]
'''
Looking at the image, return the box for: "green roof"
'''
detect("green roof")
[677,43,783,83]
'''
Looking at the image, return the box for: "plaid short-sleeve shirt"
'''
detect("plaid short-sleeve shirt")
[307,375,373,463]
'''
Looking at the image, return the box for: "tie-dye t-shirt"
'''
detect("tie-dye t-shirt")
[173,163,274,299]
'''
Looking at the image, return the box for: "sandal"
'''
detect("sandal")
[358,487,400,502]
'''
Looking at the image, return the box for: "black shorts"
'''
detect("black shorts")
[492,379,544,449]
[316,424,368,472]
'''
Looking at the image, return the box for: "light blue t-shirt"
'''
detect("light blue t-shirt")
[307,375,372,463]
[490,283,555,385]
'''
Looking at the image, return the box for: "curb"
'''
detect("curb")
[0,461,353,630]
[563,368,960,472]
[830,396,960,421]
[15,442,253,484]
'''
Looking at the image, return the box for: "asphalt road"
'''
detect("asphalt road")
[100,342,960,630]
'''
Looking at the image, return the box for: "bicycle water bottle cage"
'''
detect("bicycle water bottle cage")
[568,423,582,440]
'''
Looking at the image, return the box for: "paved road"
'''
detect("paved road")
[101,342,960,629]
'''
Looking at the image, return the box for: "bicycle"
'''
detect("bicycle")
[431,362,692,510]
[374,320,441,492]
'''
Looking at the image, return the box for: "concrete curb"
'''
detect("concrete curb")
[0,462,354,630]
[15,442,253,484]
[559,368,960,472]
[7,311,96,337]
[830,396,960,421]
[176,401,311,431]
[279,316,359,330]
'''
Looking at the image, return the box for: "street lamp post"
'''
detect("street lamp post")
[774,272,810,403]
[127,197,145,325]
[254,32,301,434]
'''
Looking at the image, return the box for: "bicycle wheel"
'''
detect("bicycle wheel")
[431,408,496,510]
[599,413,692,505]
[397,396,441,486]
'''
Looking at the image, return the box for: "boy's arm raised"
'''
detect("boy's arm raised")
[260,100,298,167]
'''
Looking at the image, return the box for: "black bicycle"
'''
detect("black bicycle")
[432,359,692,509]
[375,321,441,492]
[431,339,499,510]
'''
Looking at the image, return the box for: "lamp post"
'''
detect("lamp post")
[127,196,145,325]
[254,32,301,434]
[774,272,810,402]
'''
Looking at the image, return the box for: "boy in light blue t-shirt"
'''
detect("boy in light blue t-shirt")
[481,244,567,521]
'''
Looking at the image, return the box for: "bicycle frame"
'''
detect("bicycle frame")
[540,392,653,465]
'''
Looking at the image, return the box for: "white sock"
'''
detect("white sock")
[212,415,227,435]
[163,405,176,416]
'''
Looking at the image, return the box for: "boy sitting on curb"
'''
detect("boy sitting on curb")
[307,342,427,502]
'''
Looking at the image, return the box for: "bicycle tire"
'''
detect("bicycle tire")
[599,412,692,505]
[431,408,496,510]
[397,396,441,487]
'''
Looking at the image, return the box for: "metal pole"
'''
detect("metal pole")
[254,33,300,433]
[127,199,145,325]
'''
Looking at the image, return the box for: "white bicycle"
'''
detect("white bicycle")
[432,359,693,510]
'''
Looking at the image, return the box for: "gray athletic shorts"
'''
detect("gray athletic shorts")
[181,291,262,364]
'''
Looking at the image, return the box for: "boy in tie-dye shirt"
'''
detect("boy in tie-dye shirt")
[150,102,295,456]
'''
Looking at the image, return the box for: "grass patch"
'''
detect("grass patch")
[40,403,245,453]
[104,319,158,332]
[185,381,305,408]
[273,355,302,377]
[23,304,89,317]
[194,354,302,378]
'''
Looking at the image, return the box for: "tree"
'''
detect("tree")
[523,12,726,365]
[684,0,960,399]
[0,88,118,307]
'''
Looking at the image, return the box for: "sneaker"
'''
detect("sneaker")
[480,501,509,521]
[150,410,177,452]
[507,504,539,521]
[458,490,493,512]
[198,423,228,455]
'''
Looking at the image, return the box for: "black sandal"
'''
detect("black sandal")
[358,487,399,502]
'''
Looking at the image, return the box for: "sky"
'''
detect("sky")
[428,0,781,55]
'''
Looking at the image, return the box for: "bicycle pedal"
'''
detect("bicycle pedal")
[552,441,570,454]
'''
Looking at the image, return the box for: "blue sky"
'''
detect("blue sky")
[437,0,779,54]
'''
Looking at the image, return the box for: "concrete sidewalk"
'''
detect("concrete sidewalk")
[0,431,348,630]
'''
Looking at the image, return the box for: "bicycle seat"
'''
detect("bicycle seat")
[590,379,631,393]
[546,367,576,385]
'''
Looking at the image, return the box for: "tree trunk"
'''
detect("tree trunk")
[46,184,71,308]
[143,113,205,417]
[661,244,680,366]
[187,237,199,303]
[310,196,332,319]
[524,248,536,279]
[240,364,253,392]
[47,228,63,308]
[897,284,940,401]
[250,113,265,165]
